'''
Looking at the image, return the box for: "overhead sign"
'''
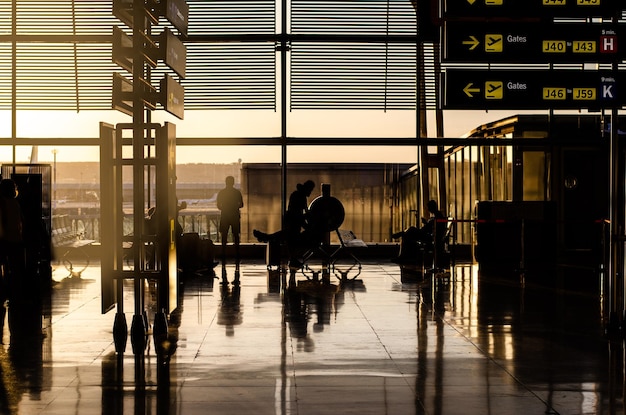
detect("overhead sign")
[112,0,134,29]
[112,73,157,116]
[112,26,158,74]
[160,27,187,78]
[112,72,133,116]
[113,0,158,29]
[112,26,134,74]
[161,0,189,36]
[160,74,184,119]
[444,0,619,19]
[444,22,622,63]
[443,69,624,109]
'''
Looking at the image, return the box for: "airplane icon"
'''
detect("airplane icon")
[487,83,502,94]
[485,82,504,99]
[487,36,501,47]
[485,34,503,52]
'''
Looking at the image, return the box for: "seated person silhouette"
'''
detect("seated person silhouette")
[254,180,317,269]
[392,199,446,265]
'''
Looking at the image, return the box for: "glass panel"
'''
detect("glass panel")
[523,151,546,201]
[176,145,281,244]
[285,146,416,243]
[0,111,10,137]
[16,111,129,137]
[399,170,419,231]
[287,111,416,139]
[444,147,477,245]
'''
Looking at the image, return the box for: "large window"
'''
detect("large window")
[0,1,429,247]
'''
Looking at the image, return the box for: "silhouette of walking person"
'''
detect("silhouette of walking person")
[217,176,244,280]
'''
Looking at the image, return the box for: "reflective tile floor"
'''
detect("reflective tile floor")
[0,259,622,414]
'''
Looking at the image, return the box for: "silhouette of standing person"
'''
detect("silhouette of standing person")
[254,180,316,269]
[284,180,316,266]
[217,176,244,272]
[0,179,25,337]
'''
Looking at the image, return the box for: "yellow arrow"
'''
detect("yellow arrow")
[463,83,481,98]
[462,36,480,50]
[467,0,476,4]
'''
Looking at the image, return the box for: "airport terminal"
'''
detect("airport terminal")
[0,1,623,414]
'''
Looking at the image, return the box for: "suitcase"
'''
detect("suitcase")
[198,238,217,269]
[266,240,285,270]
[178,232,200,272]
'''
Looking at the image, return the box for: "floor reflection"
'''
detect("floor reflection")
[101,351,177,415]
[217,281,242,336]
[283,274,364,353]
[0,260,624,414]
[0,269,53,413]
[395,261,624,414]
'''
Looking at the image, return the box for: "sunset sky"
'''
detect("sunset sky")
[0,107,554,165]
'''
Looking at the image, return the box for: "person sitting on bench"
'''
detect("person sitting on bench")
[392,199,445,264]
